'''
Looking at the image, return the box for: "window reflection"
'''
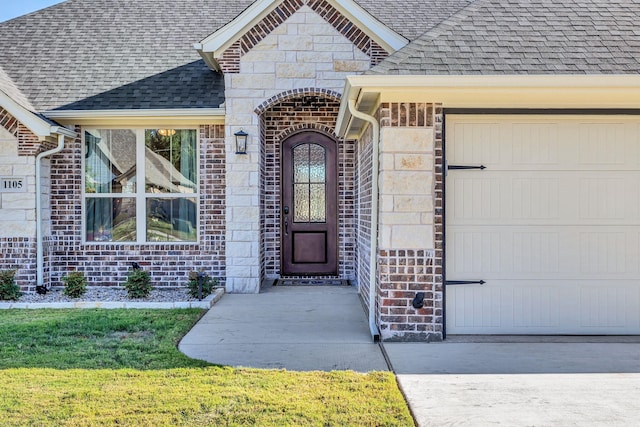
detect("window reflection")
[145,130,197,194]
[85,197,136,242]
[85,129,137,194]
[84,128,198,243]
[146,198,197,241]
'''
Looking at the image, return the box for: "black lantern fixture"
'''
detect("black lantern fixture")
[234,129,248,154]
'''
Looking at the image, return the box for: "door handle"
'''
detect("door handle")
[284,217,289,236]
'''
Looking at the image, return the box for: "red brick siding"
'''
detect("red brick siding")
[259,90,355,279]
[0,237,36,290]
[217,0,389,73]
[355,124,373,311]
[45,125,227,288]
[0,107,56,156]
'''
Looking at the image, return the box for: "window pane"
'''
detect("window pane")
[145,129,197,194]
[146,198,197,242]
[309,183,326,222]
[293,144,309,183]
[293,183,310,222]
[85,129,137,194]
[85,198,136,242]
[309,144,326,183]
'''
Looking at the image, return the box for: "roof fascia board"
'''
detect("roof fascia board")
[0,90,59,138]
[346,74,640,90]
[331,0,407,52]
[195,0,407,66]
[197,0,278,56]
[337,74,640,137]
[43,108,226,127]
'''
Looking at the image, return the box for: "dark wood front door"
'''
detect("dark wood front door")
[281,132,338,275]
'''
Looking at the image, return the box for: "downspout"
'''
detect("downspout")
[347,100,380,342]
[35,133,66,289]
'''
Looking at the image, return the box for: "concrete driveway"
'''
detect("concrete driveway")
[384,338,640,426]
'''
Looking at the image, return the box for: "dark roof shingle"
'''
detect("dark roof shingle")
[369,0,640,75]
[0,0,473,111]
[0,0,254,111]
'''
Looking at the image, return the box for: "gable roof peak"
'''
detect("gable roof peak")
[195,0,408,71]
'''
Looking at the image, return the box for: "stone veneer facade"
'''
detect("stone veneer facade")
[375,103,444,341]
[0,1,451,342]
[0,108,56,289]
[222,1,386,292]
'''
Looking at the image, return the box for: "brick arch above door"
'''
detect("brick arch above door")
[254,88,342,116]
[258,92,355,280]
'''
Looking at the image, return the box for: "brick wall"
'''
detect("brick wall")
[355,124,374,311]
[44,125,227,288]
[259,91,355,279]
[0,109,39,289]
[376,103,445,341]
[0,238,36,289]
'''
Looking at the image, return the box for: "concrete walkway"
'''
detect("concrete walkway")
[180,288,640,426]
[179,285,388,372]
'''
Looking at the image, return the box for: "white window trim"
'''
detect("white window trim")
[82,127,200,245]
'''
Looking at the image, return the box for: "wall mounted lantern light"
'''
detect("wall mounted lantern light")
[234,129,248,154]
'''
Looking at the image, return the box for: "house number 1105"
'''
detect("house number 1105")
[0,177,26,193]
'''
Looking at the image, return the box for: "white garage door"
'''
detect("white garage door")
[446,115,640,334]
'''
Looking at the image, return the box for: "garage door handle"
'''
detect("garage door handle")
[445,280,486,286]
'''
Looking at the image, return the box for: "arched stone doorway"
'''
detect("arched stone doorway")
[257,90,355,281]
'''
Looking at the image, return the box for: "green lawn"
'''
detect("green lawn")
[0,309,413,426]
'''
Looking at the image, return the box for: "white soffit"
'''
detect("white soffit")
[337,75,640,138]
[0,90,72,139]
[44,108,226,126]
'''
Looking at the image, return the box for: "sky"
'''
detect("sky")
[0,0,66,23]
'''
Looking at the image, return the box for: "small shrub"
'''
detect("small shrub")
[62,271,87,298]
[187,271,219,299]
[0,269,21,301]
[124,269,152,299]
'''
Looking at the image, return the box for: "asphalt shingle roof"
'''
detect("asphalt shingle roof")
[0,0,254,111]
[0,66,35,111]
[369,0,640,75]
[0,0,473,112]
[1,0,638,112]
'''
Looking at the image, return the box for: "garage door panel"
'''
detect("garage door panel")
[449,172,640,225]
[578,231,637,275]
[449,122,506,167]
[449,285,504,329]
[447,280,640,334]
[512,122,560,166]
[448,226,639,279]
[446,115,640,335]
[449,120,640,171]
[577,123,629,166]
[579,285,638,328]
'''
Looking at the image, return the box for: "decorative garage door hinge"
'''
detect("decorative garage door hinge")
[444,161,487,176]
[445,280,486,286]
[447,164,486,170]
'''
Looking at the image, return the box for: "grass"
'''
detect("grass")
[0,309,413,426]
